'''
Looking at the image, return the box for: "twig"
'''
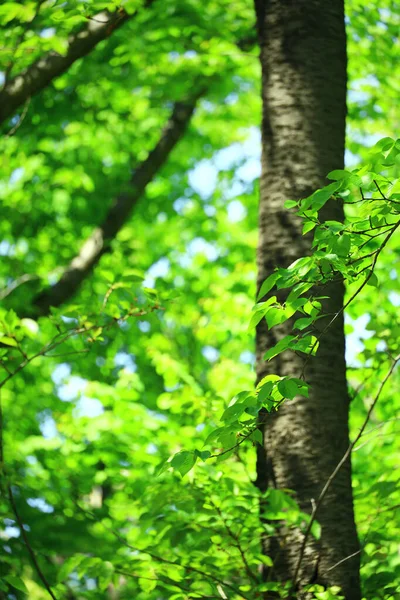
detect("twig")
[43,349,90,358]
[115,568,221,599]
[211,499,259,584]
[75,503,250,599]
[324,549,362,574]
[0,273,38,300]
[210,427,257,458]
[374,180,387,200]
[0,6,135,125]
[353,428,400,452]
[5,97,31,137]
[0,328,83,389]
[8,486,58,599]
[32,93,205,315]
[357,416,400,440]
[292,354,400,589]
[0,303,159,389]
[115,533,249,599]
[302,219,400,377]
[0,360,12,375]
[326,502,400,574]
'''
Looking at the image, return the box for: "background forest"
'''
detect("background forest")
[0,1,399,599]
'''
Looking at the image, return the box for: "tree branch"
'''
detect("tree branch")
[292,353,400,591]
[0,8,132,126]
[8,486,58,600]
[75,502,251,600]
[32,92,204,315]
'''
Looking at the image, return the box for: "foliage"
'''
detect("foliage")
[0,1,399,600]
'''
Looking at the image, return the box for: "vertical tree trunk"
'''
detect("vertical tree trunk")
[253,1,361,598]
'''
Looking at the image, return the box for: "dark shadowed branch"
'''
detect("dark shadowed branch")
[8,486,58,600]
[32,92,205,315]
[0,7,134,126]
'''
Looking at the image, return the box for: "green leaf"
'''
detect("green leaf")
[121,270,145,282]
[311,520,321,540]
[335,233,351,257]
[219,427,238,449]
[327,169,351,181]
[194,449,211,461]
[249,296,277,329]
[292,335,319,355]
[155,459,171,477]
[293,316,313,331]
[257,273,279,300]
[139,577,157,592]
[366,271,378,287]
[303,299,321,318]
[48,36,69,56]
[20,318,39,338]
[303,220,317,235]
[372,137,395,151]
[250,429,263,445]
[284,199,298,209]
[258,381,273,403]
[203,427,225,447]
[288,256,314,277]
[264,335,296,361]
[0,336,18,347]
[221,401,246,423]
[277,378,299,400]
[301,181,341,211]
[170,451,197,476]
[4,576,28,593]
[258,582,281,592]
[98,562,114,591]
[265,306,287,329]
[57,554,86,583]
[325,220,344,233]
[248,310,266,332]
[259,555,273,567]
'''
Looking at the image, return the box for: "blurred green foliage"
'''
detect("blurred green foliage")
[0,1,399,599]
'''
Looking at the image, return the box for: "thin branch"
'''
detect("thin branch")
[209,427,257,458]
[324,549,362,574]
[0,302,159,388]
[115,568,221,599]
[326,502,400,574]
[117,533,249,599]
[43,349,91,358]
[5,98,31,137]
[353,428,400,452]
[373,180,387,200]
[0,326,84,389]
[0,361,12,376]
[8,486,58,600]
[292,354,400,590]
[356,416,400,440]
[31,92,205,316]
[211,499,259,584]
[0,273,38,300]
[75,503,250,599]
[0,7,135,126]
[302,219,400,375]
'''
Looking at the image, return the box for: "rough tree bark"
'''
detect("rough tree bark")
[253,1,361,598]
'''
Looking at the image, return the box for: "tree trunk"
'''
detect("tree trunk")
[253,1,361,598]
